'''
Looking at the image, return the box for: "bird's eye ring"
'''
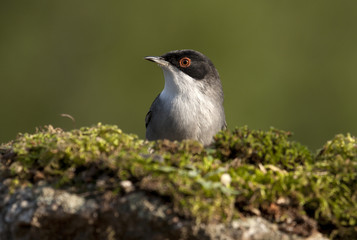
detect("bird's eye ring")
[179,57,191,68]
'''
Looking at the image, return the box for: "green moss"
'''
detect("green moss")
[8,124,236,222]
[1,124,356,238]
[214,126,313,169]
[308,134,357,229]
[214,128,357,237]
[6,124,139,193]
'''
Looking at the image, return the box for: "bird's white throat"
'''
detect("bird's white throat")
[158,65,217,125]
[160,65,203,100]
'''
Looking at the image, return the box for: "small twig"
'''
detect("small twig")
[60,113,76,129]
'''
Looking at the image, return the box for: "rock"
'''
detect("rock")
[3,124,352,239]
[0,183,327,240]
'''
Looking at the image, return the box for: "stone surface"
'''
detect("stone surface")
[0,183,327,240]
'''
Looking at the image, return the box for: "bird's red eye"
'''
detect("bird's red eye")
[179,57,191,68]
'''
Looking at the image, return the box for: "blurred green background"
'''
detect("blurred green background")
[1,1,356,151]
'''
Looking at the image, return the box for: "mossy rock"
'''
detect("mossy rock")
[0,123,356,239]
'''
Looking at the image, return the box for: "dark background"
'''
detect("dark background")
[1,1,356,151]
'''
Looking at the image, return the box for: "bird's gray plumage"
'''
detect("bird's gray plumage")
[145,49,226,146]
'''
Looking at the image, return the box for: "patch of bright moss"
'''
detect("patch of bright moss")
[214,126,313,169]
[306,134,357,237]
[6,124,235,223]
[214,128,357,237]
[1,124,356,238]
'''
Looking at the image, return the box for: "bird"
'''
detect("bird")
[144,49,226,146]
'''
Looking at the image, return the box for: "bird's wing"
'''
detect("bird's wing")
[145,110,152,128]
[145,93,161,128]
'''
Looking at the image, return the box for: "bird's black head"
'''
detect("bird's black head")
[161,49,220,81]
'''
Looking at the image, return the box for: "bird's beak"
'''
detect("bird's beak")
[144,56,169,67]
